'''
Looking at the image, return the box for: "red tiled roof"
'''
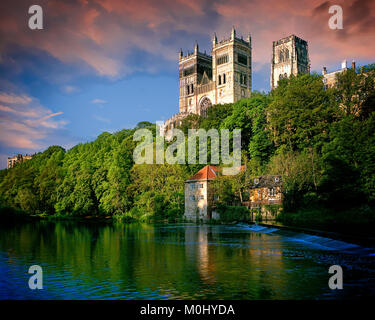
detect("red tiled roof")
[187,165,221,181]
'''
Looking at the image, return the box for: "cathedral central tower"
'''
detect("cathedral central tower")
[270,35,310,90]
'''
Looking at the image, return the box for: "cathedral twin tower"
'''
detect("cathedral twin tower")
[164,28,310,130]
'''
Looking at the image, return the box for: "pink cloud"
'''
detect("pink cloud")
[0,92,66,149]
[0,93,33,105]
[0,0,373,78]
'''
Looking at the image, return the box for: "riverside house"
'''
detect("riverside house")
[242,175,283,222]
[184,165,283,222]
[184,165,221,222]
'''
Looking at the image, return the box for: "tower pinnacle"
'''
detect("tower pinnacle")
[231,26,236,40]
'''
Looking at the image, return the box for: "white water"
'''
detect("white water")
[239,223,374,253]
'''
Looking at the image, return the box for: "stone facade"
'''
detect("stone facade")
[243,175,283,207]
[165,27,252,131]
[184,165,220,222]
[271,35,310,90]
[241,175,283,222]
[322,60,355,89]
[7,154,33,169]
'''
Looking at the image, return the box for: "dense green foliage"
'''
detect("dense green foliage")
[1,66,375,228]
[0,127,189,221]
[216,205,250,223]
[210,69,375,229]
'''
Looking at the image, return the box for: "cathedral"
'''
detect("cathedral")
[164,27,252,131]
[163,29,310,131]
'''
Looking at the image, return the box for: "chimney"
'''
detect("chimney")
[352,60,356,71]
[322,67,327,75]
[341,60,347,70]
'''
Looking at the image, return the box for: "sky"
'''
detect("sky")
[0,0,374,168]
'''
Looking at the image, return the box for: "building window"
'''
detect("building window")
[269,188,276,197]
[238,53,247,66]
[240,74,247,86]
[198,184,203,189]
[191,84,194,94]
[190,195,196,201]
[218,75,222,85]
[217,54,228,65]
[189,184,195,190]
[279,49,289,63]
[184,66,194,76]
[241,89,245,97]
[279,73,288,81]
[223,73,226,84]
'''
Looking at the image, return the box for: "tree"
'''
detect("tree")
[334,66,375,120]
[267,74,336,152]
[135,121,154,129]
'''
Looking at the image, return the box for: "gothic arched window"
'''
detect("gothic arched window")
[199,97,212,117]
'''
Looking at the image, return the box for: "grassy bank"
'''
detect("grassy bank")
[0,205,185,224]
[276,205,375,237]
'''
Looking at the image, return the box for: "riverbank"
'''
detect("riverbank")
[0,209,182,224]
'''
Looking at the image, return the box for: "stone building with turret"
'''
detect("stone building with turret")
[322,60,356,89]
[7,154,33,169]
[164,27,252,131]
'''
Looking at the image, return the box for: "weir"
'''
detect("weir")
[237,223,375,253]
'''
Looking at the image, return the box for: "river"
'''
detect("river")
[0,221,374,299]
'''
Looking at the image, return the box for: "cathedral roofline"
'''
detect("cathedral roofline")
[274,34,307,46]
[213,36,250,48]
[179,29,251,61]
[179,49,212,61]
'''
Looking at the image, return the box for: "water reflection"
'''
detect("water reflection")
[0,221,374,299]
